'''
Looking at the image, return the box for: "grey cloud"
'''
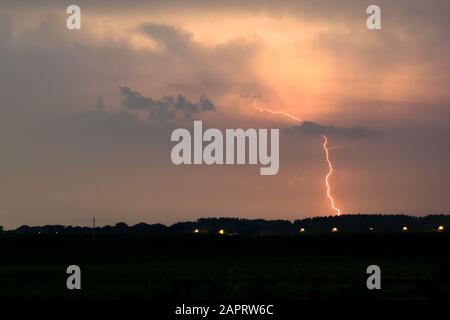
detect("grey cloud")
[198,96,215,111]
[119,86,215,120]
[139,23,192,53]
[0,14,260,131]
[136,22,263,95]
[286,121,376,138]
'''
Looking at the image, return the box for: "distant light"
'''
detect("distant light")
[438,225,445,232]
[331,227,338,233]
[369,227,374,231]
[218,229,225,235]
[402,226,408,232]
[194,229,199,233]
[300,228,305,233]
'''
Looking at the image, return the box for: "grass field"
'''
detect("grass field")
[0,233,449,300]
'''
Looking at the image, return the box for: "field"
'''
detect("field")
[1,233,449,300]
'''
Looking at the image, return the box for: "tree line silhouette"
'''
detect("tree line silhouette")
[2,214,449,235]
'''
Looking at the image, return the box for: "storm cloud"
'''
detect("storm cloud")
[286,121,376,139]
[119,86,215,120]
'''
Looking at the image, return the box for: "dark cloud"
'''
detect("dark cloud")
[138,23,192,53]
[0,14,260,129]
[198,95,215,111]
[119,86,215,120]
[286,121,376,138]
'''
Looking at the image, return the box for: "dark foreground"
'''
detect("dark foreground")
[0,233,449,300]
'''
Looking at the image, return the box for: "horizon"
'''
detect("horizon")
[3,212,450,231]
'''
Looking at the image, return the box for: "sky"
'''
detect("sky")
[1,0,450,228]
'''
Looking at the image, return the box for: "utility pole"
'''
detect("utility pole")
[92,217,96,248]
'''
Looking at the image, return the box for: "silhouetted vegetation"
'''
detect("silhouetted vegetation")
[3,214,449,235]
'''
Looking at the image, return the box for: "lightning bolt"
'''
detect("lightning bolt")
[321,135,341,216]
[251,97,303,123]
[250,97,342,215]
[255,105,303,123]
